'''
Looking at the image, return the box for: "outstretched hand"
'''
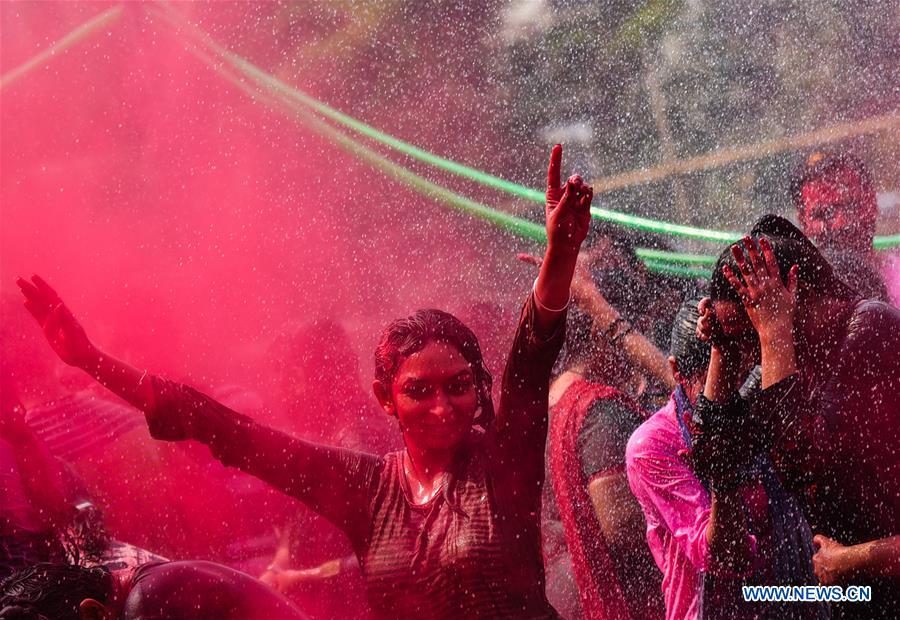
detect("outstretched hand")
[16,275,96,368]
[545,144,592,254]
[723,236,798,341]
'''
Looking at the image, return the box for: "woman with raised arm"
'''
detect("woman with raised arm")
[17,145,591,620]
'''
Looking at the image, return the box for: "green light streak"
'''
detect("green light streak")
[0,5,124,90]
[153,2,899,265]
[155,6,710,277]
[874,234,900,250]
[634,248,717,265]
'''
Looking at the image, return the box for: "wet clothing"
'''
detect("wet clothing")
[627,392,826,620]
[750,300,900,618]
[121,560,307,619]
[144,293,565,619]
[548,378,663,619]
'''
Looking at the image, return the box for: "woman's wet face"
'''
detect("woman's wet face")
[713,300,762,359]
[390,340,478,453]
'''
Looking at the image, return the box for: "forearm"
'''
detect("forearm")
[13,432,73,527]
[581,288,674,390]
[707,487,754,575]
[535,244,578,331]
[840,536,900,580]
[703,348,747,403]
[78,346,155,412]
[759,327,797,390]
[621,331,675,390]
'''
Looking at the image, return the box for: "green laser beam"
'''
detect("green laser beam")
[154,1,899,267]
[149,2,746,245]
[222,47,747,244]
[152,5,727,267]
[874,234,900,250]
[151,7,546,241]
[155,6,715,280]
[0,5,124,90]
[155,5,899,251]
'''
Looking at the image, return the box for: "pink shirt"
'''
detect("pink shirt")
[625,397,758,620]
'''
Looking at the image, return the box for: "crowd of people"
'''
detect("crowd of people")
[1,146,897,619]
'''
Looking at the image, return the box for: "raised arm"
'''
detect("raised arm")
[492,145,591,503]
[0,392,74,531]
[518,252,675,390]
[532,144,592,330]
[16,275,378,538]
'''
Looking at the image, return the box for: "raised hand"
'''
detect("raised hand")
[723,236,798,341]
[16,275,96,368]
[545,144,592,254]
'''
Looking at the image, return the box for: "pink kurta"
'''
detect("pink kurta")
[625,397,758,620]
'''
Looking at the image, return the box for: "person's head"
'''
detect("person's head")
[667,299,710,404]
[373,310,492,455]
[791,151,877,250]
[582,222,650,321]
[557,303,631,388]
[0,563,116,620]
[709,215,857,353]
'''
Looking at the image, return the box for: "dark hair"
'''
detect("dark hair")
[557,304,599,371]
[374,309,494,428]
[790,150,875,210]
[0,564,113,620]
[710,215,857,304]
[670,299,710,379]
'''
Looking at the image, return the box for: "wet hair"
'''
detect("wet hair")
[0,564,113,620]
[669,299,710,379]
[790,150,874,210]
[584,222,647,321]
[557,304,599,371]
[710,215,857,305]
[374,309,494,428]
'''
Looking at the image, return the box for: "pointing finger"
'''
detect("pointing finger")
[547,144,562,193]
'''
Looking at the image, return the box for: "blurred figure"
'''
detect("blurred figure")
[260,319,398,619]
[627,300,826,620]
[544,275,667,619]
[791,151,889,301]
[581,223,687,410]
[266,318,398,451]
[704,215,900,618]
[0,561,308,620]
[0,378,71,580]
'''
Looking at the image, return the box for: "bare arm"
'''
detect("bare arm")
[814,535,900,585]
[518,255,674,391]
[533,144,592,331]
[17,275,378,539]
[580,285,674,390]
[587,473,647,550]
